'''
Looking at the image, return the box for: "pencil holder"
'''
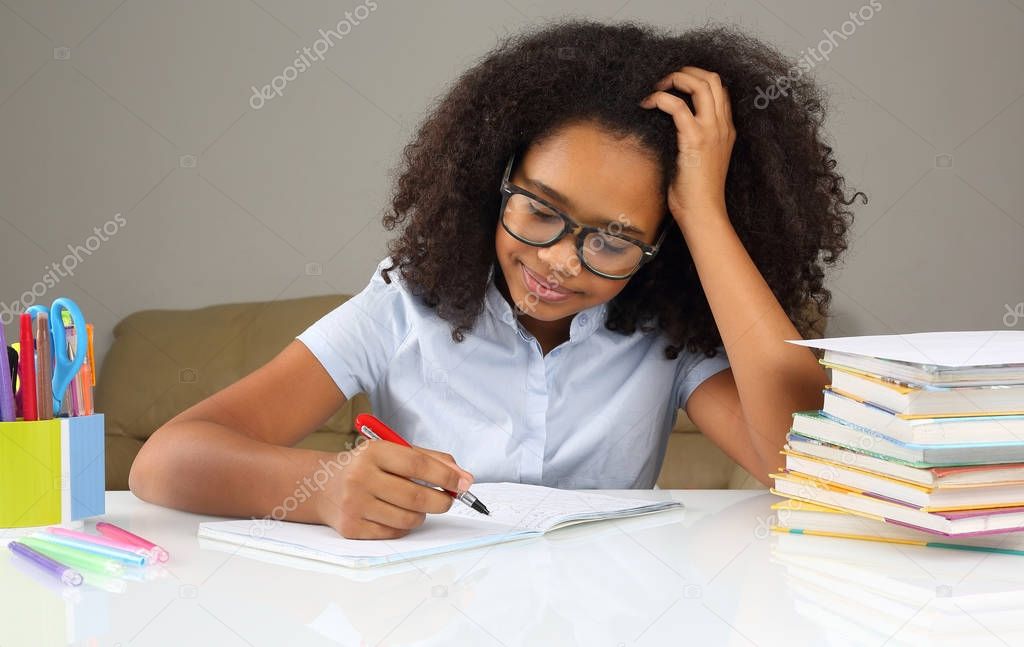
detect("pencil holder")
[0,414,105,529]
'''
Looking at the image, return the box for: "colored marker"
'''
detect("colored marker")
[8,541,83,587]
[19,536,125,575]
[47,527,152,563]
[34,313,53,420]
[80,362,92,415]
[0,326,15,421]
[64,323,81,416]
[86,324,95,387]
[95,522,169,562]
[18,314,37,421]
[30,533,147,568]
[83,323,95,414]
[7,346,18,417]
[7,547,84,602]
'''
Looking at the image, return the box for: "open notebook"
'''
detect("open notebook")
[197,482,682,568]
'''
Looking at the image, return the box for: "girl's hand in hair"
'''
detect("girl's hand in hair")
[639,66,736,231]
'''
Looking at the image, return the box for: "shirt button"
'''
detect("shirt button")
[579,314,589,324]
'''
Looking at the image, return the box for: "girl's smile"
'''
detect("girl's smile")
[519,261,581,303]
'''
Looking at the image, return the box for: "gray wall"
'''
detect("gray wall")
[2,1,1022,373]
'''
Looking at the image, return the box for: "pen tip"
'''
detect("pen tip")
[472,500,490,516]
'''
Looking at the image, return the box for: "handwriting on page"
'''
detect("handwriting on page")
[445,483,647,532]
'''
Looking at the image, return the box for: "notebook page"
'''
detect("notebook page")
[198,482,680,567]
[445,482,679,532]
[198,511,521,567]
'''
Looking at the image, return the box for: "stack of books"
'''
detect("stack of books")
[771,330,1024,550]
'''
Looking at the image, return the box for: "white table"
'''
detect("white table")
[2,490,1023,647]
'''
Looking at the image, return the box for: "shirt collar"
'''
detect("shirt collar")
[484,263,607,344]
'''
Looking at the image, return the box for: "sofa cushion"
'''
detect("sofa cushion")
[97,295,370,490]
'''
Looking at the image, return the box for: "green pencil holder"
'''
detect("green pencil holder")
[0,414,105,529]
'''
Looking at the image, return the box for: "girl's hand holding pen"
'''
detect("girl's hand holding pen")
[317,440,475,540]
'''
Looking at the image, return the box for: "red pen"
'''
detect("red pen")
[18,313,37,421]
[354,413,490,515]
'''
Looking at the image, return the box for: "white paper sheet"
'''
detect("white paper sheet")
[786,331,1024,367]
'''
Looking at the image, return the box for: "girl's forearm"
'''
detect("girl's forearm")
[129,421,337,523]
[679,212,828,469]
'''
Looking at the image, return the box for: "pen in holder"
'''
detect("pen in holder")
[0,414,105,530]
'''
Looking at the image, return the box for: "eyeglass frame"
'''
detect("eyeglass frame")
[498,149,669,280]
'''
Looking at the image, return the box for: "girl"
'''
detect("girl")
[130,20,863,539]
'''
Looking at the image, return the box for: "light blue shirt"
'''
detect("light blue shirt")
[297,257,730,488]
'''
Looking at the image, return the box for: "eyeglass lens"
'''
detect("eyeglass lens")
[502,193,644,277]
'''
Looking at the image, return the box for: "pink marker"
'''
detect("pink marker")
[95,522,169,563]
[47,527,153,564]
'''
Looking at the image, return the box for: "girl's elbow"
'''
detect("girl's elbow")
[128,426,169,501]
[127,441,153,500]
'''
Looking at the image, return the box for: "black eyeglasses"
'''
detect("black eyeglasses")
[498,150,668,280]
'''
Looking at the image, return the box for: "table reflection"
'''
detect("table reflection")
[770,532,1024,646]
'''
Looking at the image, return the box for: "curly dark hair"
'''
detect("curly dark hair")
[381,19,866,359]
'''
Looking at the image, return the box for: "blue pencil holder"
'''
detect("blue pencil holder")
[0,414,105,529]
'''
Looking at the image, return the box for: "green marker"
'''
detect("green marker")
[20,537,125,576]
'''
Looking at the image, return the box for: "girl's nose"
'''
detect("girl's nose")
[536,237,581,278]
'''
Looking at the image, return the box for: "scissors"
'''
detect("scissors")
[25,297,87,415]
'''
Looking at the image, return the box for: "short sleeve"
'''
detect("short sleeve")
[296,258,414,399]
[673,345,730,410]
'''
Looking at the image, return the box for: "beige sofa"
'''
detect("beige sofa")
[99,294,818,491]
